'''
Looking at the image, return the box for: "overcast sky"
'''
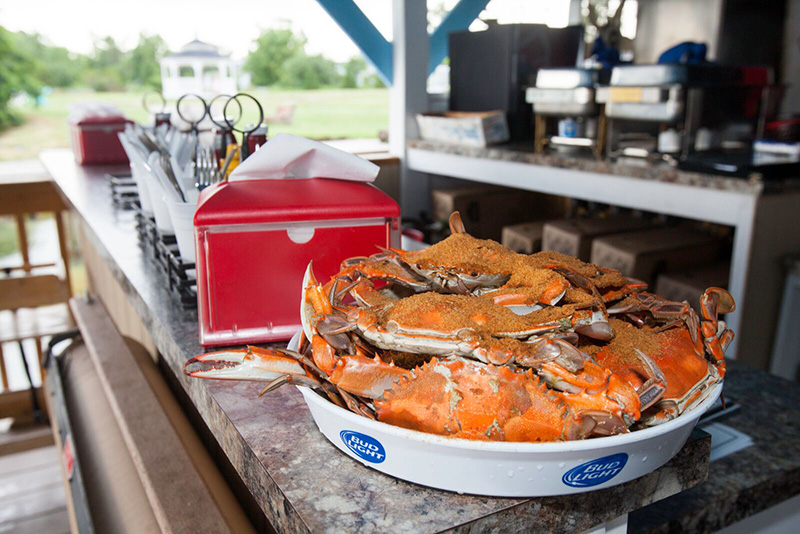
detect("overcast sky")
[0,0,393,61]
[0,0,583,62]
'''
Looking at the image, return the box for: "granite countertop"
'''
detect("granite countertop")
[41,148,797,533]
[629,362,800,533]
[407,139,771,195]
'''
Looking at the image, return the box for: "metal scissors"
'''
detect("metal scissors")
[142,90,169,128]
[223,93,265,161]
[208,94,241,162]
[176,93,209,137]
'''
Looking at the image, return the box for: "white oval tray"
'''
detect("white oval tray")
[288,332,719,497]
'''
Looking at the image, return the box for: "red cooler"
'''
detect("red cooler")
[70,114,131,165]
[194,177,401,346]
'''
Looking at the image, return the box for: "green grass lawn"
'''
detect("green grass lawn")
[0,87,390,160]
[0,218,17,258]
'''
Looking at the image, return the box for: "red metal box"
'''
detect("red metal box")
[70,115,130,165]
[194,177,401,346]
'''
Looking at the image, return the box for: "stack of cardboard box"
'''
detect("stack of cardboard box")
[541,216,653,261]
[502,222,546,254]
[433,186,569,242]
[591,227,725,285]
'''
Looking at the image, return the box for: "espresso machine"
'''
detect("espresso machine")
[596,64,774,160]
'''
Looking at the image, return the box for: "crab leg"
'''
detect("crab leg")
[184,346,322,387]
[301,263,351,375]
[185,345,411,401]
[600,278,648,302]
[632,349,668,411]
[700,287,735,379]
[482,277,569,308]
[328,255,432,293]
[329,353,411,398]
[538,358,643,424]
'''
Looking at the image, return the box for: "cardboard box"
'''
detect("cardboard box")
[502,222,546,253]
[591,227,724,284]
[433,186,569,242]
[542,216,652,261]
[655,262,730,307]
[416,111,510,147]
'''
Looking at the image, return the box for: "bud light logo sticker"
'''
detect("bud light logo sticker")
[340,431,386,464]
[562,453,628,487]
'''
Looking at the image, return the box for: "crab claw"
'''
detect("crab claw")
[568,410,628,439]
[302,262,334,342]
[301,263,317,342]
[183,346,321,388]
[449,211,466,234]
[699,288,735,379]
[701,287,736,321]
[574,308,614,341]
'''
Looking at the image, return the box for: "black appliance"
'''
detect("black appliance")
[449,23,584,141]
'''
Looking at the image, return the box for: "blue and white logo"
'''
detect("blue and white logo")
[340,431,386,464]
[562,453,628,487]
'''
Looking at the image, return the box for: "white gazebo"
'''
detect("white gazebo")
[160,39,238,100]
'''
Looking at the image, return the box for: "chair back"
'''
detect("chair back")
[0,176,72,291]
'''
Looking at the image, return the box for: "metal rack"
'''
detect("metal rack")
[132,206,197,310]
[103,173,197,311]
[105,173,139,210]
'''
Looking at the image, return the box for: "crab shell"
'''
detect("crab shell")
[377,358,629,441]
[350,293,581,366]
[595,322,720,426]
[598,287,735,426]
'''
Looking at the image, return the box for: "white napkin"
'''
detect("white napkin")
[68,102,125,123]
[229,133,379,182]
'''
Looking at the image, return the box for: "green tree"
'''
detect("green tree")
[245,28,306,86]
[341,56,366,88]
[362,72,386,89]
[279,53,341,89]
[91,36,124,69]
[124,33,168,89]
[0,26,40,129]
[13,32,87,88]
[82,36,126,91]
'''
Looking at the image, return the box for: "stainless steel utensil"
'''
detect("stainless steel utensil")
[159,153,186,202]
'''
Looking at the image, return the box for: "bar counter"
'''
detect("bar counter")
[41,148,798,533]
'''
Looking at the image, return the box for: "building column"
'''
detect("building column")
[390,0,431,221]
[194,61,203,93]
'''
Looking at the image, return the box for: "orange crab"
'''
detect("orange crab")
[185,262,644,442]
[183,211,735,443]
[597,288,734,425]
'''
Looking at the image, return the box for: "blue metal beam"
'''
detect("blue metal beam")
[428,0,490,75]
[316,0,393,86]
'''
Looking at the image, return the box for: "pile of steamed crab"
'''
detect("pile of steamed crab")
[185,212,735,442]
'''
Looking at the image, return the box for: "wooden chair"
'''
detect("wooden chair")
[0,174,74,395]
[266,104,296,125]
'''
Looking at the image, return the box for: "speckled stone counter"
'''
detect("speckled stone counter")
[407,139,770,195]
[629,363,800,533]
[43,148,716,533]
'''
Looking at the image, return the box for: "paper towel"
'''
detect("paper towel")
[228,133,379,182]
